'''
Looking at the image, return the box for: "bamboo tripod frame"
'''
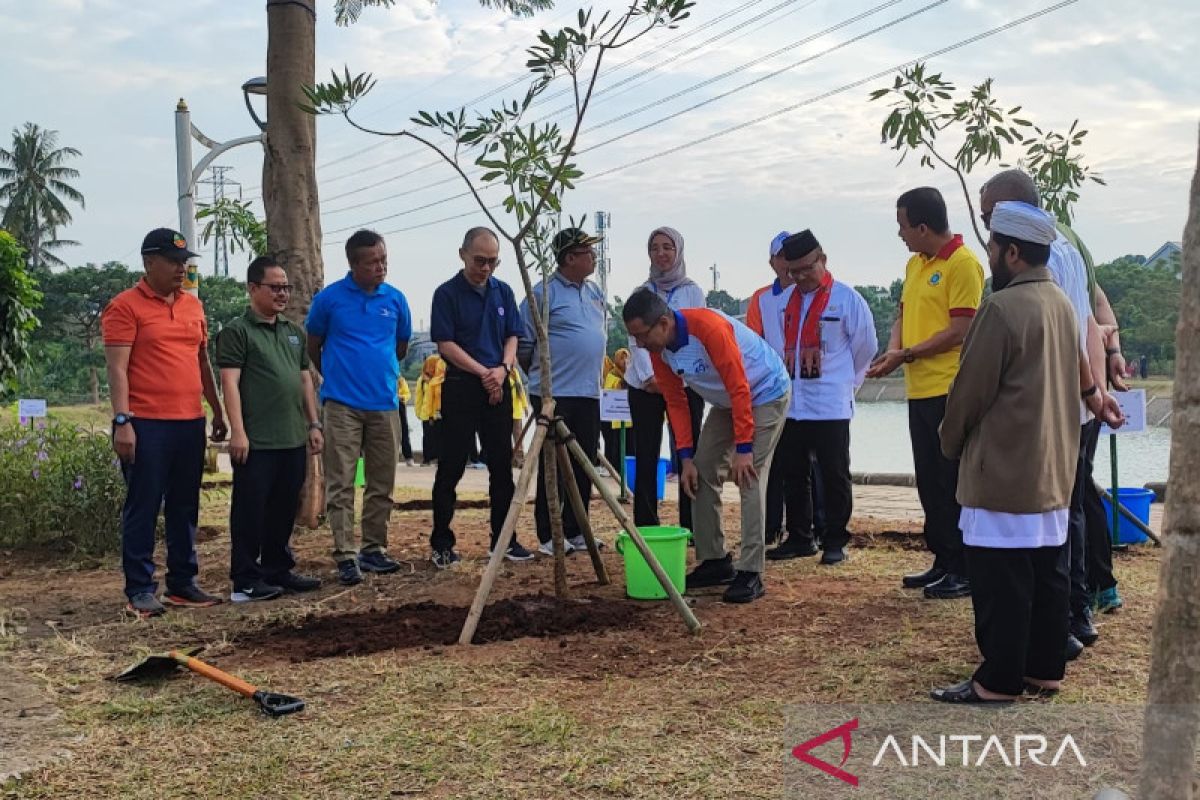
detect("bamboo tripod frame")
[458,405,702,644]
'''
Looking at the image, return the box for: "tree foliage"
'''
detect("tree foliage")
[0,123,85,271]
[0,231,42,388]
[196,198,269,264]
[1095,256,1182,372]
[853,279,903,355]
[869,62,1104,242]
[705,289,741,316]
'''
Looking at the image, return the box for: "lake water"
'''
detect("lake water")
[401,401,1172,488]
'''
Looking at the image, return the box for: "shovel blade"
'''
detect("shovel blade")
[113,646,204,683]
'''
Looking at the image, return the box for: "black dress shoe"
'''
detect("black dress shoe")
[766,536,818,561]
[923,573,971,599]
[819,547,847,566]
[685,555,736,590]
[722,571,766,603]
[930,679,1014,705]
[902,565,946,589]
[1065,633,1085,661]
[1070,608,1099,646]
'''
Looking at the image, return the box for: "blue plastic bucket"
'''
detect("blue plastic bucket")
[624,456,669,500]
[1101,487,1154,544]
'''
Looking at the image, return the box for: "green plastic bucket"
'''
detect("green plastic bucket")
[615,526,692,600]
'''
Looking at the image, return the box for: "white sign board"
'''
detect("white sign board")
[17,399,47,419]
[1101,389,1146,435]
[600,389,631,423]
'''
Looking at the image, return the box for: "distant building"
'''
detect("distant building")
[406,330,436,367]
[1145,241,1182,273]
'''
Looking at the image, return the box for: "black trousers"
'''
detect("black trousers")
[229,445,306,585]
[1081,419,1117,593]
[397,405,413,461]
[779,420,853,550]
[431,373,517,551]
[967,543,1069,697]
[908,395,964,575]
[421,420,439,464]
[532,396,599,544]
[628,385,703,529]
[1066,422,1091,618]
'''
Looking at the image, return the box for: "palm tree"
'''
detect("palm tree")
[0,123,84,272]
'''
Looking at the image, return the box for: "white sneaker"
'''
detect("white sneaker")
[405,458,415,467]
[568,535,605,551]
[537,538,576,556]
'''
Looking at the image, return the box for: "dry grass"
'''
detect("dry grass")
[0,488,1163,798]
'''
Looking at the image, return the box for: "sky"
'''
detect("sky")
[2,0,1197,329]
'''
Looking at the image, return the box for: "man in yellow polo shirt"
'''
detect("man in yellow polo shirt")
[867,187,984,600]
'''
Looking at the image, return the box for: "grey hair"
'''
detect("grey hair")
[981,169,1040,206]
[461,226,499,250]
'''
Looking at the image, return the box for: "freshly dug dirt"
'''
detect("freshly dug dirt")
[257,593,649,661]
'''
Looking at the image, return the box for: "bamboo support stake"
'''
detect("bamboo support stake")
[541,435,571,598]
[555,441,609,585]
[458,406,553,645]
[557,420,701,634]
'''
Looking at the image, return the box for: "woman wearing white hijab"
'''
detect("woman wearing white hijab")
[624,226,708,530]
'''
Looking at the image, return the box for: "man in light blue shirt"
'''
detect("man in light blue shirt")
[519,227,608,555]
[306,229,412,586]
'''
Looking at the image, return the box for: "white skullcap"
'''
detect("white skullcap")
[990,201,1057,245]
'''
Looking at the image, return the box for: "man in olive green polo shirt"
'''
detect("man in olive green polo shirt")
[217,256,324,601]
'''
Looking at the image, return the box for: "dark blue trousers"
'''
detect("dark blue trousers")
[119,418,205,599]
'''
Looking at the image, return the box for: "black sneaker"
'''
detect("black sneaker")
[358,550,401,574]
[491,542,535,562]
[432,549,461,570]
[819,547,847,566]
[766,535,818,560]
[337,559,363,586]
[230,580,284,603]
[125,592,165,618]
[722,571,766,604]
[1070,607,1099,646]
[685,555,735,590]
[270,572,322,593]
[162,585,223,608]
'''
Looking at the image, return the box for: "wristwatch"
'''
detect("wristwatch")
[308,421,323,431]
[113,413,134,426]
[902,348,915,364]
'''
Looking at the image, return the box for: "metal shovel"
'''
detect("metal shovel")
[114,646,305,717]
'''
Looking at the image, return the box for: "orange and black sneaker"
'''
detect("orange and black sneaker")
[162,585,223,608]
[125,592,166,618]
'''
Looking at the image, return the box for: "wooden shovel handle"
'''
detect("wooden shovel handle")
[171,651,257,698]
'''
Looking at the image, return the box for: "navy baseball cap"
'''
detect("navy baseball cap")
[141,228,198,261]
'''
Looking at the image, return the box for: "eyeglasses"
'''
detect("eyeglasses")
[472,256,500,268]
[254,283,293,295]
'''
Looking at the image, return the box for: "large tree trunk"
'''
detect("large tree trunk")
[1140,126,1200,799]
[264,0,323,322]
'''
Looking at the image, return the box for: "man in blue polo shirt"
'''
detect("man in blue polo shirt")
[429,227,534,567]
[519,227,608,556]
[306,229,412,586]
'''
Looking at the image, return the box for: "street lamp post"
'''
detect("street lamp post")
[175,77,267,294]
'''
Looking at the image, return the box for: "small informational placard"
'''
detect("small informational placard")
[17,398,47,419]
[1101,389,1146,435]
[600,389,631,423]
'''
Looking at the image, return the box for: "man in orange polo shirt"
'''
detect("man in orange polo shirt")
[102,228,228,617]
[867,188,984,600]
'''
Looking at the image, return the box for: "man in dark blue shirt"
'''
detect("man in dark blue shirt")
[429,226,533,567]
[306,229,412,586]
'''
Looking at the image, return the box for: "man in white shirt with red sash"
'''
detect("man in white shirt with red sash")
[763,230,877,565]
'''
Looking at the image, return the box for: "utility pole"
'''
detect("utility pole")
[197,165,241,277]
[710,262,720,292]
[595,211,611,323]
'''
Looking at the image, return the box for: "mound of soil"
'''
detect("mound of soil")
[258,593,648,661]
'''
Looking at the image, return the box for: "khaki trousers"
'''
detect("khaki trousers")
[691,392,789,573]
[323,400,399,562]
